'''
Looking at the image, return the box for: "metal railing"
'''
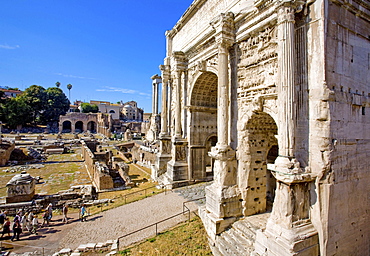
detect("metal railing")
[120,185,169,205]
[117,197,205,251]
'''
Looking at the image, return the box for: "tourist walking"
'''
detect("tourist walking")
[20,212,29,232]
[0,210,7,229]
[31,215,39,235]
[42,210,50,226]
[80,204,87,222]
[62,204,68,224]
[46,203,53,222]
[11,218,22,241]
[1,217,11,238]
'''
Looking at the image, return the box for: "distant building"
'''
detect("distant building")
[0,89,22,98]
[90,100,121,120]
[121,101,143,122]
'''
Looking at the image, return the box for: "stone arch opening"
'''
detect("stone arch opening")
[62,121,72,133]
[75,121,84,133]
[87,121,96,133]
[188,71,218,181]
[243,112,278,216]
[109,110,115,113]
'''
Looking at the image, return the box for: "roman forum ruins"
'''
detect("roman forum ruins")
[150,0,370,255]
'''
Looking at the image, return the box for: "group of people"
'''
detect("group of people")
[0,203,71,242]
[0,209,40,241]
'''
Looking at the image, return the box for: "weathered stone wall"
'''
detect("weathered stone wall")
[81,141,114,191]
[0,140,15,166]
[314,1,370,254]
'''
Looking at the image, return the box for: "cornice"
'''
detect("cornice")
[330,0,370,22]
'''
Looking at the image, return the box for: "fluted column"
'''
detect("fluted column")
[277,3,296,158]
[217,40,231,148]
[254,2,319,255]
[174,70,183,138]
[160,65,169,136]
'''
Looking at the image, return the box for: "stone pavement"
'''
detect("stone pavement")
[1,182,209,256]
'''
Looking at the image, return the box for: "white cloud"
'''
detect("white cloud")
[0,44,20,50]
[97,86,151,97]
[55,73,96,80]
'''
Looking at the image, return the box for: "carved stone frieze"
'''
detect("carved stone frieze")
[237,26,278,101]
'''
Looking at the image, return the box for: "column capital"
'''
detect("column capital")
[211,12,235,49]
[277,0,306,23]
[151,74,162,84]
[159,65,170,81]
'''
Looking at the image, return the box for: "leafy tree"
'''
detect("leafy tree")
[55,81,61,88]
[3,97,32,128]
[19,85,46,124]
[41,87,70,125]
[81,103,99,113]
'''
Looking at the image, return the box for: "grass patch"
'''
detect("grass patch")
[118,216,212,256]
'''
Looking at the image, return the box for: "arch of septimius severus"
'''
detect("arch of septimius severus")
[150,0,370,255]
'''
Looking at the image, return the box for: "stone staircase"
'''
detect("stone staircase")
[212,212,270,256]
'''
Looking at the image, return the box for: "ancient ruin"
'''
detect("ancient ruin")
[59,112,112,137]
[81,140,131,191]
[6,172,35,203]
[152,0,370,255]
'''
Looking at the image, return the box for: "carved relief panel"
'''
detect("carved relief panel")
[237,26,278,108]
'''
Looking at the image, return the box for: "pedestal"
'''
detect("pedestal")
[152,136,172,181]
[200,146,242,238]
[165,138,188,183]
[254,156,319,255]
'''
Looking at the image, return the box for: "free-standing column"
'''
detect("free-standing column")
[217,39,231,149]
[200,13,241,238]
[254,3,319,255]
[160,65,169,136]
[277,3,296,158]
[174,70,183,138]
[151,74,161,115]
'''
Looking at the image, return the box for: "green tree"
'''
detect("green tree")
[80,103,99,113]
[55,81,61,88]
[41,87,70,125]
[3,97,32,128]
[19,85,46,124]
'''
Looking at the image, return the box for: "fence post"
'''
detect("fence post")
[155,223,158,235]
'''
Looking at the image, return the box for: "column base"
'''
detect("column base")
[205,183,242,219]
[254,220,319,256]
[199,205,237,240]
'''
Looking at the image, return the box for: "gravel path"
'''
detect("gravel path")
[59,190,201,250]
[4,182,209,255]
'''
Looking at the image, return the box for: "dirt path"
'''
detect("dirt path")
[1,190,200,255]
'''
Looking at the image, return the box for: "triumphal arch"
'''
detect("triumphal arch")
[153,0,370,255]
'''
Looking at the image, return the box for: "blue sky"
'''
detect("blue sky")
[0,0,193,112]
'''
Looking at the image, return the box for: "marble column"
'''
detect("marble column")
[255,2,319,255]
[166,51,188,185]
[159,65,169,136]
[147,75,161,143]
[174,70,183,138]
[154,65,172,180]
[200,12,241,239]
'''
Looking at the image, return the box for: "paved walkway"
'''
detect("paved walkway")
[2,183,209,255]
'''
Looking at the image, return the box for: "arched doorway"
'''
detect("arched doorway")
[62,121,72,133]
[87,121,96,133]
[243,112,278,216]
[75,121,84,133]
[188,72,218,181]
